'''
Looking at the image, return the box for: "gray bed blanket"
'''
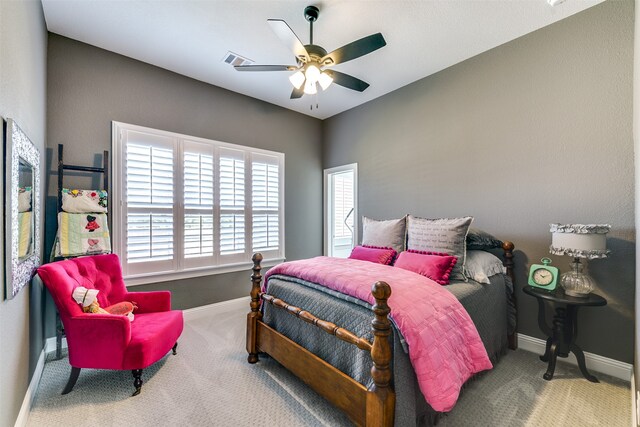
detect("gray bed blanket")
[262,273,513,426]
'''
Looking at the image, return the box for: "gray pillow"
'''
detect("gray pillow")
[406,215,473,280]
[361,216,406,253]
[466,228,503,250]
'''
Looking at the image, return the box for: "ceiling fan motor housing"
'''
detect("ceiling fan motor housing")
[304,44,327,62]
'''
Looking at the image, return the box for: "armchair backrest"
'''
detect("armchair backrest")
[37,254,128,319]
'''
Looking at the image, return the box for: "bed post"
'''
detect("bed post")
[247,252,263,363]
[502,241,518,350]
[367,281,395,427]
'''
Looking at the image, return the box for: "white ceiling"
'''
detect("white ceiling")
[41,0,603,120]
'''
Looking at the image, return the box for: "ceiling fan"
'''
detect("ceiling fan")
[235,5,387,99]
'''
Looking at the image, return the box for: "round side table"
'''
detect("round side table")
[523,286,606,382]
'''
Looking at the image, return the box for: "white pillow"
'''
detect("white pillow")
[465,250,506,284]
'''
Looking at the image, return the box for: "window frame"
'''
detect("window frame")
[323,163,358,257]
[112,121,285,286]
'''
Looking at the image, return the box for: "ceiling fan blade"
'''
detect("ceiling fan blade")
[325,70,370,92]
[234,65,297,72]
[290,86,304,99]
[268,19,310,62]
[321,33,386,66]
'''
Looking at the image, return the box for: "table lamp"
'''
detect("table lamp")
[549,224,610,297]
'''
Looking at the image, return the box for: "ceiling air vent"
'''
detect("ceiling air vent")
[222,51,253,67]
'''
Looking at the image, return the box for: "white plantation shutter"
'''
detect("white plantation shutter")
[252,154,280,256]
[219,149,246,260]
[183,141,215,265]
[122,130,176,275]
[332,171,354,239]
[113,122,284,283]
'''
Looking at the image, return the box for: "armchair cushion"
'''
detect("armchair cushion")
[123,311,184,369]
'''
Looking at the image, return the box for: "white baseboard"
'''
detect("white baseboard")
[45,336,68,354]
[517,333,632,382]
[182,296,249,321]
[632,371,637,427]
[13,348,46,427]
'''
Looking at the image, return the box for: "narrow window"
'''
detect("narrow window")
[324,164,357,258]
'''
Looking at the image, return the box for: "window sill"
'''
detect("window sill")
[123,257,285,287]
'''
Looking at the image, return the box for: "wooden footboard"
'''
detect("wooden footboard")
[246,253,394,427]
[247,242,517,426]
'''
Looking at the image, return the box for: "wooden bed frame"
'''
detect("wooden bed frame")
[247,242,516,426]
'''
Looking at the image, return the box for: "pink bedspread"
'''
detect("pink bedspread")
[264,256,492,412]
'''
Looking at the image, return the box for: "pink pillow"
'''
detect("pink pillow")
[348,245,397,265]
[394,250,458,285]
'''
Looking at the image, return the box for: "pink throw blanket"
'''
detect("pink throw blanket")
[264,256,492,412]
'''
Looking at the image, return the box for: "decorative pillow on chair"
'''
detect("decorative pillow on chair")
[393,250,457,285]
[62,188,108,213]
[71,286,136,321]
[348,245,397,265]
[361,216,406,253]
[104,301,138,321]
[466,228,503,250]
[406,215,473,280]
[465,250,506,284]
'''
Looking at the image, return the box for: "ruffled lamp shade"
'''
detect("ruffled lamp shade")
[549,224,610,297]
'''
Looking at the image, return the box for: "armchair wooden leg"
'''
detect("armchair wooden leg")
[172,342,178,355]
[132,369,143,396]
[62,367,81,395]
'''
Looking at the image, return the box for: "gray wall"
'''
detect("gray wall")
[0,0,48,425]
[46,34,323,331]
[323,1,635,363]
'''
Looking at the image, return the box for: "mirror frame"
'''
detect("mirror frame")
[4,118,41,299]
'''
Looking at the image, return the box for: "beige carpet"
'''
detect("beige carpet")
[28,305,631,426]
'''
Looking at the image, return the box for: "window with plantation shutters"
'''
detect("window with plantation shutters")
[112,122,285,285]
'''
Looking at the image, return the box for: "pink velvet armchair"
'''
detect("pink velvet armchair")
[37,254,184,396]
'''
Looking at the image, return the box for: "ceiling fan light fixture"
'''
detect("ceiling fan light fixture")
[318,71,333,91]
[303,79,318,95]
[304,64,321,84]
[289,70,305,89]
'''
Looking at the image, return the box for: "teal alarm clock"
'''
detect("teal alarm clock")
[528,257,559,291]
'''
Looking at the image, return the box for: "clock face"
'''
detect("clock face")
[532,268,554,286]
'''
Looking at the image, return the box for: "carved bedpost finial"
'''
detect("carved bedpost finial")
[368,281,394,425]
[247,253,263,364]
[251,253,263,313]
[501,241,515,283]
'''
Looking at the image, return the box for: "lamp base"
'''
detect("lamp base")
[560,258,594,298]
